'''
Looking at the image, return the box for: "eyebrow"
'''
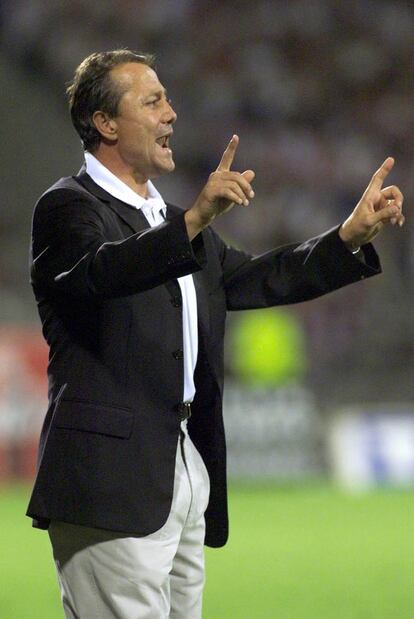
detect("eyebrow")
[146,88,168,99]
[153,88,168,99]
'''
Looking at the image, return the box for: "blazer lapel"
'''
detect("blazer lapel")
[192,271,210,338]
[166,203,210,338]
[75,168,150,235]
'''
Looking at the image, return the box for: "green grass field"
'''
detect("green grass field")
[1,483,414,618]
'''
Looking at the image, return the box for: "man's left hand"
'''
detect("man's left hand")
[339,157,404,251]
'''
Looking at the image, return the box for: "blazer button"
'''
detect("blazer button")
[170,296,182,308]
[172,349,184,360]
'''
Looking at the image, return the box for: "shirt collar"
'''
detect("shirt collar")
[84,151,166,216]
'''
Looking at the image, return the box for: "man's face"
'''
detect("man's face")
[109,62,177,180]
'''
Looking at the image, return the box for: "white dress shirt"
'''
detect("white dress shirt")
[85,152,198,403]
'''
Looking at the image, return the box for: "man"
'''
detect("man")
[27,50,404,619]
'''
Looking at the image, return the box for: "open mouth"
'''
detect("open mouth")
[156,134,171,150]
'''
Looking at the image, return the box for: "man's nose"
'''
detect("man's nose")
[163,100,177,124]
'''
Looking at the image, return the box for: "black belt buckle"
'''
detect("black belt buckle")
[177,402,191,421]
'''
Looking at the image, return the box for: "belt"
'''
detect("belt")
[177,402,192,421]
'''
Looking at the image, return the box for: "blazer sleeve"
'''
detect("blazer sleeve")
[207,225,381,310]
[30,189,206,299]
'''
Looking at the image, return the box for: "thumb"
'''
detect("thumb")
[242,169,255,183]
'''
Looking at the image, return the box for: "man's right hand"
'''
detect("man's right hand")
[185,135,255,240]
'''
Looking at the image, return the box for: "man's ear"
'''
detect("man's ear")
[92,111,118,142]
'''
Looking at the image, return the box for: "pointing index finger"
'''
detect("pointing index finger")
[217,134,239,171]
[367,157,395,192]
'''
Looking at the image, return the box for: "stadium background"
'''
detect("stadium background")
[1,1,414,617]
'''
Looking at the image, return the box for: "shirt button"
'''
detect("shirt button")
[172,349,184,360]
[170,296,182,308]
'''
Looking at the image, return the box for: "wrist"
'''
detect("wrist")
[338,222,360,252]
[185,207,212,241]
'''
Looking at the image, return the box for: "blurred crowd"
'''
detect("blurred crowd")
[1,0,414,403]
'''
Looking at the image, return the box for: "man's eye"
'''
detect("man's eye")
[147,99,159,106]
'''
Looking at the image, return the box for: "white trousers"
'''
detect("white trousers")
[48,422,210,619]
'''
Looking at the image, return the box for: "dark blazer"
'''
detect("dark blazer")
[26,169,381,547]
